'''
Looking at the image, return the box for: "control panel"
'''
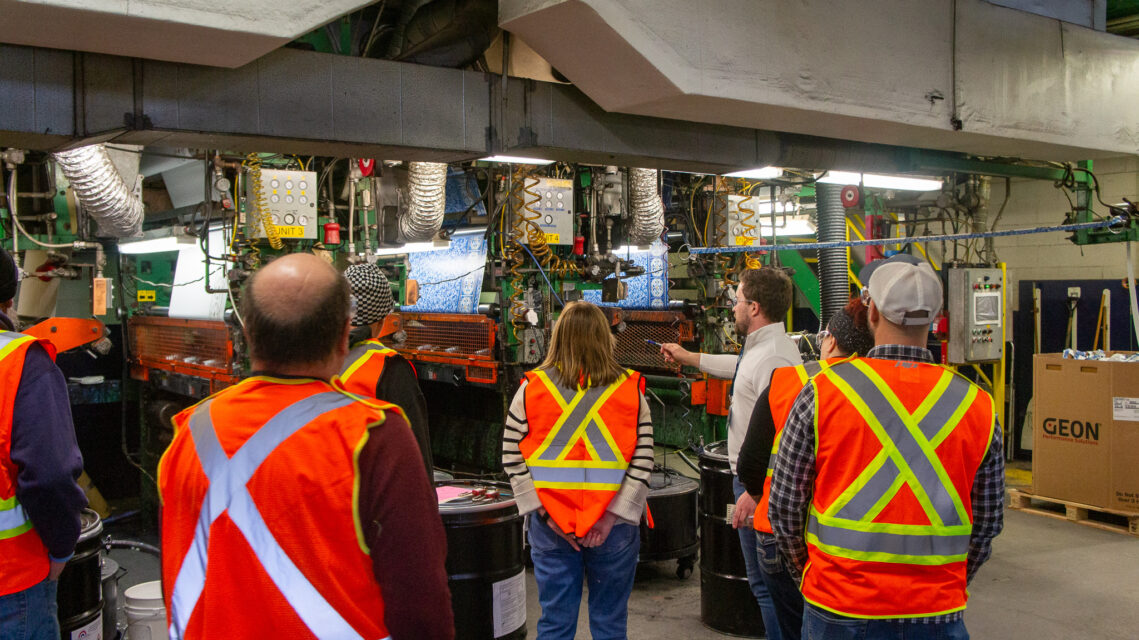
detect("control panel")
[727,195,764,247]
[519,177,574,246]
[247,169,319,240]
[947,267,1003,363]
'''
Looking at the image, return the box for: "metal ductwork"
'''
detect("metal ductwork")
[399,161,448,241]
[628,168,665,245]
[53,144,143,238]
[815,183,848,330]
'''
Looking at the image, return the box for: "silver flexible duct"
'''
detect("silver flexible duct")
[53,144,143,237]
[628,167,665,245]
[399,161,448,242]
[815,183,849,329]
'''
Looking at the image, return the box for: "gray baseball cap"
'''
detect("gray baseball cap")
[859,254,942,326]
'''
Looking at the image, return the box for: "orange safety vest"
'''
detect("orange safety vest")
[800,357,994,619]
[0,330,57,597]
[752,357,846,534]
[158,376,408,640]
[336,339,399,397]
[518,369,642,538]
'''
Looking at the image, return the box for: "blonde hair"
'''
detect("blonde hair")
[539,301,626,389]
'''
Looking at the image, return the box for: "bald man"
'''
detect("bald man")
[158,254,454,639]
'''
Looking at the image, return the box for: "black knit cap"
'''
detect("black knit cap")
[0,247,17,303]
[828,306,875,357]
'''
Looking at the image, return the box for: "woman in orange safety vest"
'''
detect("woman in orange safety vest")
[501,301,654,639]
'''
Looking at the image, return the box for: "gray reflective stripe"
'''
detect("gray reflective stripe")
[0,331,26,347]
[833,457,900,521]
[803,360,823,377]
[584,421,619,462]
[828,364,968,527]
[808,513,971,559]
[0,502,29,531]
[536,384,607,462]
[168,392,364,639]
[917,376,972,441]
[530,466,628,486]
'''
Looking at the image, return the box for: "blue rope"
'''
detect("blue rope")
[689,216,1127,255]
[518,242,566,306]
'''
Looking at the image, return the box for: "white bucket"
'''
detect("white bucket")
[124,581,167,640]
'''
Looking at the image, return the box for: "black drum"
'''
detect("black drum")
[699,442,765,638]
[639,471,698,578]
[58,508,104,640]
[437,481,526,640]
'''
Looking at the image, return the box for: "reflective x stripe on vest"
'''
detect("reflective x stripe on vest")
[526,372,630,490]
[167,392,384,640]
[768,359,823,462]
[808,360,979,564]
[0,332,36,540]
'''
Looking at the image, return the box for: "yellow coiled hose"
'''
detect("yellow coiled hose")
[737,180,763,270]
[246,153,282,250]
[714,177,737,289]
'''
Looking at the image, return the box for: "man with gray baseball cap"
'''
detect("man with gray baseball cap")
[769,253,1005,639]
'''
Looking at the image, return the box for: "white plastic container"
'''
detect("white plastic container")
[123,581,167,640]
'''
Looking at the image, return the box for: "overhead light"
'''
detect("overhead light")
[759,217,816,237]
[372,241,452,256]
[479,155,556,165]
[724,166,783,180]
[118,227,196,254]
[818,171,943,192]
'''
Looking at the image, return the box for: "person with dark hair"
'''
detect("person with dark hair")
[502,301,654,639]
[770,254,1004,639]
[335,263,433,475]
[660,267,801,639]
[159,253,453,639]
[0,247,87,640]
[736,297,875,640]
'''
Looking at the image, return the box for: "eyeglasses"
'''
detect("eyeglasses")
[859,286,871,306]
[816,329,831,346]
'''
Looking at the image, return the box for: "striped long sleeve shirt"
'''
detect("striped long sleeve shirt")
[502,376,655,525]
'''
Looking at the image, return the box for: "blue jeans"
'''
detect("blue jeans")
[0,579,60,640]
[803,605,970,640]
[733,476,781,640]
[529,514,640,640]
[757,531,804,640]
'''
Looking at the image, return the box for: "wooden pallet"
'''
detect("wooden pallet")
[1008,489,1139,537]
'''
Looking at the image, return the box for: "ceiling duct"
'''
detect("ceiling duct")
[53,144,143,238]
[400,162,449,241]
[628,168,665,245]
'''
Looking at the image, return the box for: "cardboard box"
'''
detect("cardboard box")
[1033,353,1139,514]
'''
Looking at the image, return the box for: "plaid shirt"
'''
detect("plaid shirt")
[769,344,1005,623]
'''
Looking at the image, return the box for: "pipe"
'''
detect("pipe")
[398,161,447,242]
[53,144,143,238]
[815,183,848,329]
[628,168,665,244]
[103,537,161,558]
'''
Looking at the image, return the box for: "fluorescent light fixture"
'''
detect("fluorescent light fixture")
[479,155,556,165]
[119,227,196,255]
[759,217,816,237]
[818,171,943,192]
[372,241,452,256]
[724,166,783,180]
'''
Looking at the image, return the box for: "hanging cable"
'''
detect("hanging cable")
[246,153,282,250]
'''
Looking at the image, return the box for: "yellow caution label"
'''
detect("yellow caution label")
[546,179,572,189]
[137,290,156,302]
[544,233,560,244]
[275,225,306,238]
[735,236,755,246]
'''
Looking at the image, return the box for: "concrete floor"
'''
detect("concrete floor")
[107,508,1139,639]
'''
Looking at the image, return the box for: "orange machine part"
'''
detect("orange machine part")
[690,380,707,406]
[23,317,105,354]
[706,378,732,416]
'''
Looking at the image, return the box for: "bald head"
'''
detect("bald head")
[242,253,351,373]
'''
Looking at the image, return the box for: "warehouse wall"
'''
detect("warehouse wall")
[990,155,1139,311]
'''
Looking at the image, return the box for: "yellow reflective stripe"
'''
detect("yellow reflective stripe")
[339,348,394,382]
[794,365,809,385]
[821,449,890,518]
[553,374,627,463]
[931,384,979,449]
[910,369,953,425]
[350,424,379,556]
[802,593,967,620]
[528,459,628,469]
[0,495,16,509]
[0,333,34,361]
[765,469,773,478]
[836,362,946,527]
[806,532,968,566]
[862,473,906,523]
[527,372,583,461]
[0,522,33,540]
[533,481,622,491]
[814,511,972,536]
